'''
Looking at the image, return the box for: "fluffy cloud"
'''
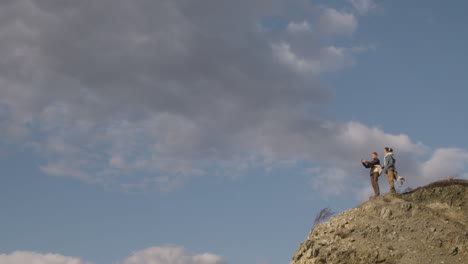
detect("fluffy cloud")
[0,247,226,264]
[287,21,311,33]
[1,0,465,197]
[123,246,226,264]
[304,122,468,199]
[416,148,468,184]
[0,0,368,191]
[271,44,353,74]
[308,167,349,196]
[319,8,357,36]
[349,0,377,14]
[271,42,320,73]
[0,251,91,264]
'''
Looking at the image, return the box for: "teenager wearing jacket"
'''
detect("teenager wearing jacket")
[361,152,381,197]
[382,147,397,193]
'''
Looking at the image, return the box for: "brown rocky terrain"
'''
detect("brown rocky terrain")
[290,179,468,264]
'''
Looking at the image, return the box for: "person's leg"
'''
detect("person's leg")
[387,170,395,193]
[371,173,380,196]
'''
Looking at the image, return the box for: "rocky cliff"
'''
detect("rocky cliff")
[291,179,468,264]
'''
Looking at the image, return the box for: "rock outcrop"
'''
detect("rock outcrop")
[291,179,468,264]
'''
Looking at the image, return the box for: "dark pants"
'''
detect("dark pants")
[370,173,380,196]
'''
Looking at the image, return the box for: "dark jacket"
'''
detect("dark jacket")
[362,158,380,175]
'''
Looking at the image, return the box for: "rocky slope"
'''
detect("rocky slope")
[290,179,468,264]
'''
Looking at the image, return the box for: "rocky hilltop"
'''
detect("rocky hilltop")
[291,179,468,264]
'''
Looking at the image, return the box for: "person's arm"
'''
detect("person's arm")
[361,159,373,168]
[367,159,379,167]
[362,161,370,168]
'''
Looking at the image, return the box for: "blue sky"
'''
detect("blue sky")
[1,1,468,264]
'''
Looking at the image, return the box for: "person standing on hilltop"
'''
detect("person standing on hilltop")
[361,152,382,197]
[382,147,405,193]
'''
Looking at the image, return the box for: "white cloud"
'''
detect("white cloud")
[271,44,353,74]
[271,42,321,73]
[41,161,94,183]
[319,8,357,35]
[0,247,227,264]
[287,21,311,33]
[306,123,468,199]
[1,0,462,199]
[319,46,350,71]
[307,167,350,196]
[418,148,468,184]
[0,251,91,264]
[123,246,226,264]
[334,121,427,157]
[0,0,339,191]
[301,122,468,199]
[349,0,377,15]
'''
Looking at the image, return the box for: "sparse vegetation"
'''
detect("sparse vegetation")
[313,207,335,228]
[403,187,414,193]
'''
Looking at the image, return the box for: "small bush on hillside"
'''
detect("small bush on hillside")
[313,207,335,228]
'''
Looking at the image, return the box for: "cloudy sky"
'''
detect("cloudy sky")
[1,0,468,263]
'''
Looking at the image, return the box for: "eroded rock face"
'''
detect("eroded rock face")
[290,180,468,264]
